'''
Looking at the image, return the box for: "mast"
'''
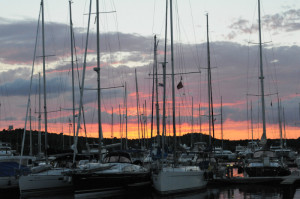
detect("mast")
[170,0,177,163]
[111,107,114,140]
[125,82,128,149]
[38,72,41,156]
[277,98,283,148]
[95,0,103,161]
[258,0,267,145]
[251,100,254,150]
[206,13,215,150]
[199,104,202,141]
[69,0,76,143]
[154,35,160,148]
[191,96,193,147]
[162,0,168,158]
[135,68,141,144]
[150,38,155,149]
[221,96,223,150]
[41,0,48,164]
[206,14,212,147]
[72,0,92,163]
[29,106,32,156]
[119,104,122,149]
[144,101,146,148]
[283,107,287,147]
[142,103,145,148]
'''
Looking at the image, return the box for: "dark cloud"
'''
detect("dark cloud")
[3,116,17,121]
[0,76,71,96]
[0,17,152,65]
[227,9,300,39]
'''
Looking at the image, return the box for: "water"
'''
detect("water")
[6,167,300,199]
[10,184,297,199]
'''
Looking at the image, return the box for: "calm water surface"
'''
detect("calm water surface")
[5,168,300,199]
[12,184,298,199]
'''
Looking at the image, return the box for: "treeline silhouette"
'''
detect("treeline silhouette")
[0,128,299,155]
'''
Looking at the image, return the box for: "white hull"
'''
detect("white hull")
[19,168,72,197]
[152,166,207,194]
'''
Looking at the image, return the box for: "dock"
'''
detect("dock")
[208,170,300,198]
[209,170,300,185]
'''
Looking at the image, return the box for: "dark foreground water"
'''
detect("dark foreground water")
[4,184,299,199]
[4,167,300,199]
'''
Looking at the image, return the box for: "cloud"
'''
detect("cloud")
[229,18,253,35]
[262,9,300,32]
[0,17,153,66]
[227,9,300,39]
[0,76,71,97]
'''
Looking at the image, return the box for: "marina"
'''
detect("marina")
[0,0,300,198]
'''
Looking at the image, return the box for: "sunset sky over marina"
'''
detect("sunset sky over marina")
[1,0,300,141]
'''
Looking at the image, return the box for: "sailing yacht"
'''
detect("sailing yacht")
[62,0,151,196]
[19,1,74,196]
[244,0,290,177]
[152,0,207,194]
[67,151,151,195]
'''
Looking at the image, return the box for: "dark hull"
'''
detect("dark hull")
[72,171,151,194]
[245,166,291,177]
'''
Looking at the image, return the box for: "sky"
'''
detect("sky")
[0,0,300,142]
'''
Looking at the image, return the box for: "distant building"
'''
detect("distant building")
[8,125,13,131]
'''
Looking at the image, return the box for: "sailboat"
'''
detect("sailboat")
[65,0,151,196]
[244,0,290,177]
[19,1,75,196]
[152,0,207,194]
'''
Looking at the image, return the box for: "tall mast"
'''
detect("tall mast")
[69,0,76,143]
[72,0,92,163]
[119,104,122,149]
[38,72,41,156]
[206,14,212,147]
[95,0,103,161]
[277,98,283,148]
[221,96,223,150]
[199,104,202,141]
[154,35,160,148]
[191,96,193,147]
[142,103,145,148]
[41,0,48,164]
[251,100,254,150]
[29,106,32,156]
[29,104,32,156]
[135,69,141,144]
[150,38,155,148]
[111,107,114,140]
[170,0,177,162]
[258,0,267,144]
[162,0,168,157]
[144,100,147,148]
[125,82,128,149]
[283,107,287,147]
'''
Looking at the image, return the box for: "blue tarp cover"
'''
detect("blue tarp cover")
[0,162,31,177]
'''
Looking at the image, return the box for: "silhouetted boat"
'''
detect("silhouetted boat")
[68,151,151,195]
